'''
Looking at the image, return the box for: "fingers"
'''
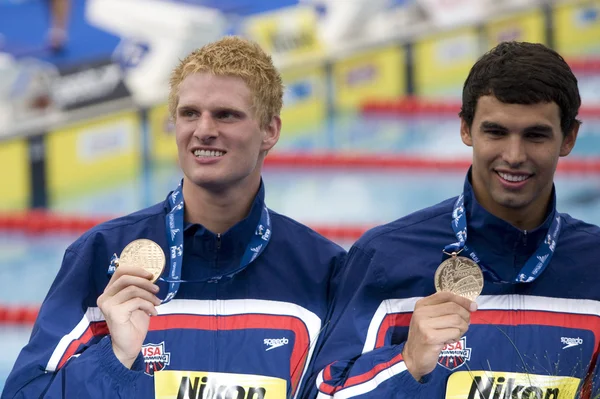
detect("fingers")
[402,292,476,381]
[120,297,159,317]
[423,314,470,337]
[411,311,470,345]
[98,287,160,318]
[111,285,162,308]
[416,291,477,313]
[108,265,154,288]
[420,327,464,347]
[104,267,159,298]
[98,265,161,312]
[421,301,472,323]
[409,292,475,348]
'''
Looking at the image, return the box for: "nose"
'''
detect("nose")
[193,113,218,142]
[502,135,527,167]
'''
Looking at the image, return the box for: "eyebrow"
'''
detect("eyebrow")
[177,104,245,114]
[523,124,554,134]
[480,121,508,131]
[480,121,554,134]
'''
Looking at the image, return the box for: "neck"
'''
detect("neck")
[492,204,548,231]
[472,184,551,231]
[182,177,261,234]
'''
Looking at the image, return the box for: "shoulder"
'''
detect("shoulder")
[67,201,168,254]
[268,209,345,256]
[559,212,600,248]
[355,196,457,252]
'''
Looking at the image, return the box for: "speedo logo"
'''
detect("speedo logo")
[561,336,583,349]
[264,337,289,351]
[177,376,267,399]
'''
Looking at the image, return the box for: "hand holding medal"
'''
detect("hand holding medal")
[402,195,486,382]
[402,291,477,382]
[402,249,480,382]
[97,239,165,369]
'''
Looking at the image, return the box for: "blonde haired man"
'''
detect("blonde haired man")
[3,36,345,399]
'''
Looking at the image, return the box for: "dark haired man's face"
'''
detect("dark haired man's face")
[460,95,578,229]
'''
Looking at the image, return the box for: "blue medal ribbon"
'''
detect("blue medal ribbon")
[108,181,271,304]
[444,193,561,283]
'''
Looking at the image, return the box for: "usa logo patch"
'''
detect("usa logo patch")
[438,336,471,371]
[142,342,171,376]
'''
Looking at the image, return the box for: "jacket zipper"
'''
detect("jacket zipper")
[513,230,528,278]
[215,233,221,369]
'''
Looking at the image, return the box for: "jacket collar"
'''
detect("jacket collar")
[463,170,556,263]
[165,180,266,265]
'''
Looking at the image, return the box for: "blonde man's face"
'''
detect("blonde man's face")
[174,73,279,192]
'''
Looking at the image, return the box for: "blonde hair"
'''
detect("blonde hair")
[169,36,283,128]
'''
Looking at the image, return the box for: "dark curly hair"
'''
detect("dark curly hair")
[459,41,581,136]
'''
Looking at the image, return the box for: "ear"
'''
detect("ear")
[261,115,281,152]
[460,118,473,147]
[559,122,579,157]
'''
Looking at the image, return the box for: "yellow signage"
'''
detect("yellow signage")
[414,27,481,98]
[148,103,178,164]
[554,0,600,56]
[155,370,287,399]
[0,138,30,210]
[46,110,141,202]
[245,6,322,62]
[485,9,546,48]
[446,370,581,399]
[332,45,406,111]
[280,66,327,136]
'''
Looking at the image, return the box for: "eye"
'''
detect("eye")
[179,109,197,118]
[484,129,505,136]
[526,132,547,140]
[215,110,239,120]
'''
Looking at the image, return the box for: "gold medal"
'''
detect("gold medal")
[434,254,483,301]
[116,239,166,283]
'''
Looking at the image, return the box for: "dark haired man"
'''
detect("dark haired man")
[302,41,600,398]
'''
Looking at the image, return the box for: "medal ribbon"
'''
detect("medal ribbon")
[108,180,271,304]
[160,181,271,303]
[444,193,561,283]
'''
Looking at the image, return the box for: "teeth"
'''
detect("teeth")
[498,172,529,182]
[194,150,224,157]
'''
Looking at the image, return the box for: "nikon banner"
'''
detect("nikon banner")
[446,370,581,399]
[155,370,286,399]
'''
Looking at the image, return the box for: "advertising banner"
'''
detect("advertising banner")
[46,110,141,203]
[332,45,406,111]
